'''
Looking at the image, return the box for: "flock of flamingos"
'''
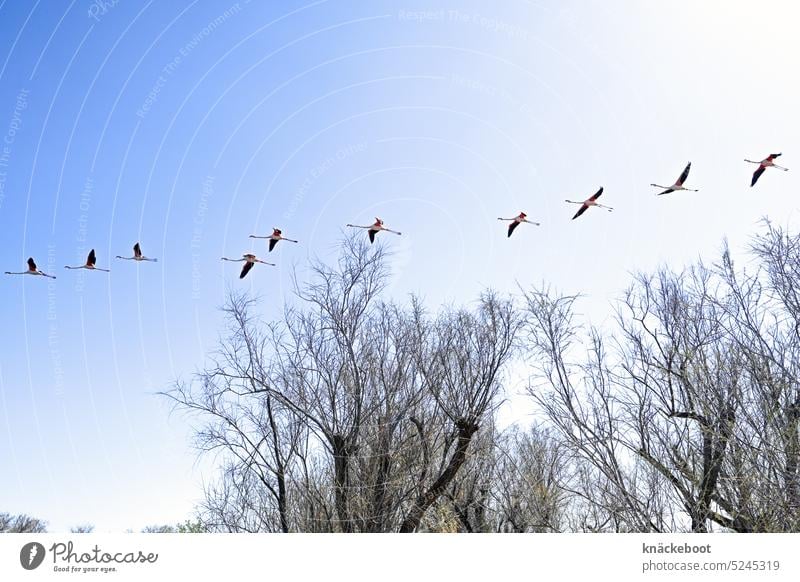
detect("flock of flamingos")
[4,153,789,280]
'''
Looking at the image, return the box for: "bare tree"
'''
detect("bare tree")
[167,293,305,533]
[0,512,47,533]
[487,425,567,532]
[168,237,521,532]
[522,224,800,532]
[169,225,800,533]
[269,238,404,532]
[399,292,519,532]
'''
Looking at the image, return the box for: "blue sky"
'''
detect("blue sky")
[1,0,799,532]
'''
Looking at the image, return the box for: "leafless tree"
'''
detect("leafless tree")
[398,292,519,531]
[167,293,305,533]
[168,236,520,532]
[488,425,567,532]
[522,223,800,532]
[0,512,47,533]
[169,225,800,533]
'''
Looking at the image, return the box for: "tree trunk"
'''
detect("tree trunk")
[331,434,354,532]
[368,429,393,532]
[399,420,478,532]
[784,401,800,525]
[692,407,734,532]
[266,396,290,533]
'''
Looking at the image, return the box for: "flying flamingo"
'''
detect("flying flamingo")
[116,242,157,262]
[565,187,612,220]
[5,257,56,279]
[745,153,789,187]
[651,162,697,195]
[221,253,275,279]
[497,212,540,237]
[346,217,401,243]
[64,249,109,272]
[249,228,298,252]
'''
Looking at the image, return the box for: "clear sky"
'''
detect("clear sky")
[1,0,799,532]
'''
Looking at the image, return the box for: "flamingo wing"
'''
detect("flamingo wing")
[589,187,603,201]
[657,188,675,196]
[768,153,782,160]
[133,243,142,258]
[368,229,377,244]
[28,257,37,271]
[87,249,97,266]
[508,221,520,238]
[268,238,278,252]
[572,204,589,220]
[240,261,254,279]
[751,166,766,187]
[677,162,691,186]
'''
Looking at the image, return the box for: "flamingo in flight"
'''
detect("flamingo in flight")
[221,254,275,279]
[5,257,56,279]
[565,187,612,220]
[346,218,401,243]
[497,212,540,237]
[64,249,109,272]
[249,228,298,252]
[745,153,789,187]
[116,242,157,262]
[651,162,697,195]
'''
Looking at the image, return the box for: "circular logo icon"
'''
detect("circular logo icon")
[19,542,46,570]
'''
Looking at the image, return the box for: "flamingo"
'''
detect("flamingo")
[745,153,789,187]
[116,242,157,262]
[346,217,401,243]
[565,187,612,220]
[497,212,540,237]
[249,228,298,252]
[64,249,109,272]
[221,254,275,279]
[5,257,56,279]
[651,162,697,195]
